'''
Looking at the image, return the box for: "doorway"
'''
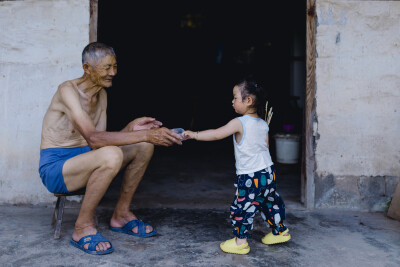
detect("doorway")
[96,0,307,206]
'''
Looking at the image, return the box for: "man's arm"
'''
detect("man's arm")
[59,85,181,148]
[121,117,163,132]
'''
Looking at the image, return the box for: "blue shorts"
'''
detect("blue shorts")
[38,146,91,193]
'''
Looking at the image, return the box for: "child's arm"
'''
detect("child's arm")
[183,118,242,141]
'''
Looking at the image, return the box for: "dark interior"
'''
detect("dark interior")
[97,0,306,202]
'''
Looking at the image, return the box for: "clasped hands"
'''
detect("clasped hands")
[123,117,184,146]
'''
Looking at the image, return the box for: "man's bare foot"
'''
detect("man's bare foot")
[72,224,111,252]
[110,211,153,234]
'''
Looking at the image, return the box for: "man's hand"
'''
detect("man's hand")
[123,117,163,132]
[146,127,183,146]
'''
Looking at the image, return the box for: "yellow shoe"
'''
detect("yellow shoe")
[220,237,250,255]
[261,229,291,245]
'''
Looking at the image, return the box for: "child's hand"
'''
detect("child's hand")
[182,130,196,140]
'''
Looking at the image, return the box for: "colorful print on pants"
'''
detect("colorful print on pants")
[230,165,287,239]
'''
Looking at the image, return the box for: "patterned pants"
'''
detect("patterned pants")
[230,165,287,239]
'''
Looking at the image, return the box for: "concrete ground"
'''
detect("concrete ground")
[1,142,400,267]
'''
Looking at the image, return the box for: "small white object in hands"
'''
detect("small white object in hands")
[172,128,185,141]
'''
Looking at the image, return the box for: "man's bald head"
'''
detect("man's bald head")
[82,42,116,66]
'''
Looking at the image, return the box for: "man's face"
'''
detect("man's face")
[89,55,117,88]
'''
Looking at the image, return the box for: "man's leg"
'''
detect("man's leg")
[110,142,154,234]
[63,146,124,252]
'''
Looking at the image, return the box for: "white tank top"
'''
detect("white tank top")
[233,115,273,175]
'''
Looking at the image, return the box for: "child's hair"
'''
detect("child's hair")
[235,76,267,119]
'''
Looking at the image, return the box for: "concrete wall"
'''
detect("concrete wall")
[314,0,400,210]
[1,0,399,211]
[0,0,89,204]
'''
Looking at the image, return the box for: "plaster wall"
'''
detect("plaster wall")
[314,0,400,210]
[0,0,89,203]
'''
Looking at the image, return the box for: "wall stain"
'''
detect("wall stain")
[336,32,341,44]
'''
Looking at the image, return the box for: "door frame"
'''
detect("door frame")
[301,0,316,209]
[90,0,98,43]
[90,0,318,209]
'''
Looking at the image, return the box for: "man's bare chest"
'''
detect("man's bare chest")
[80,98,102,123]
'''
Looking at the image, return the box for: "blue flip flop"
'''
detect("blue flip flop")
[70,232,114,255]
[110,219,157,237]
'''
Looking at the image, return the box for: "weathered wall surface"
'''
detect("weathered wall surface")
[1,0,399,210]
[314,0,400,210]
[0,0,89,203]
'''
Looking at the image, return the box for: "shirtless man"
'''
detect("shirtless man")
[39,42,182,255]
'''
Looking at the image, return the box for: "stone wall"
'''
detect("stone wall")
[0,0,89,204]
[314,0,400,210]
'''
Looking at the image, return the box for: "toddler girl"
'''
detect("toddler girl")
[182,77,291,254]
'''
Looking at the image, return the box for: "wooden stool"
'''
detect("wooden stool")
[51,189,85,239]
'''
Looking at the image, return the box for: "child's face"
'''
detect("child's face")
[232,86,247,115]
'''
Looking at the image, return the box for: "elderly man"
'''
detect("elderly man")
[39,42,182,255]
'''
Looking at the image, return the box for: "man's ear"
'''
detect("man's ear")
[83,63,92,75]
